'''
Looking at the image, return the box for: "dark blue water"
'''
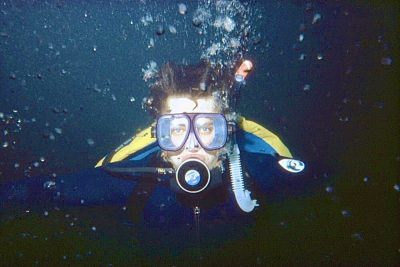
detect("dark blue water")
[1,0,399,266]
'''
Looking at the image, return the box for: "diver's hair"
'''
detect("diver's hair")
[144,61,234,117]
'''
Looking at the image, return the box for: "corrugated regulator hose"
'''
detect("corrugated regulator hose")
[229,144,259,212]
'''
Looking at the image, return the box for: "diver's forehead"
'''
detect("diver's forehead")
[164,96,219,114]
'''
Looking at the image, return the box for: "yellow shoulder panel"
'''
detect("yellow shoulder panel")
[95,125,156,167]
[238,116,293,158]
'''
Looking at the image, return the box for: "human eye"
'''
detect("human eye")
[195,118,214,134]
[197,124,214,135]
[171,125,186,136]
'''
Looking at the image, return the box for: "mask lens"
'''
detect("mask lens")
[194,114,227,150]
[157,114,190,151]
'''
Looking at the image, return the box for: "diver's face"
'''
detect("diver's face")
[169,115,216,148]
[161,96,224,170]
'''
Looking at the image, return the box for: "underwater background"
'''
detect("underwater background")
[0,0,399,266]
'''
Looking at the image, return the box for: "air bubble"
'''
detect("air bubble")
[178,3,187,15]
[140,14,153,26]
[214,16,235,32]
[148,38,154,49]
[9,72,17,80]
[312,13,321,24]
[168,25,177,34]
[223,17,235,32]
[394,184,400,192]
[351,232,364,241]
[381,57,392,65]
[87,138,95,146]
[54,128,62,134]
[341,209,351,217]
[142,61,158,82]
[43,180,56,189]
[325,186,334,193]
[156,25,165,36]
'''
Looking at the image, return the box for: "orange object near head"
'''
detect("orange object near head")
[234,60,253,82]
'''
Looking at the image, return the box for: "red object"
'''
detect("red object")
[235,60,253,81]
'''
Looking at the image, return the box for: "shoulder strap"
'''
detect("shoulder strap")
[96,125,156,167]
[238,116,293,158]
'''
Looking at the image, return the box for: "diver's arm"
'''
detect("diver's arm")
[0,168,137,207]
[1,176,57,205]
[1,145,166,207]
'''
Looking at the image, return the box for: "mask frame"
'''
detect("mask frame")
[155,113,229,151]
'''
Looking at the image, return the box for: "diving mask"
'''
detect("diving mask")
[156,113,228,151]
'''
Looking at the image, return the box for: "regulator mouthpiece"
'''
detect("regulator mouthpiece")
[235,60,253,83]
[175,159,211,193]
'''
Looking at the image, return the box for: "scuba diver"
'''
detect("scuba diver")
[95,59,306,218]
[1,60,306,228]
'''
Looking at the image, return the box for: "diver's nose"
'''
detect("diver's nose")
[185,132,200,151]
